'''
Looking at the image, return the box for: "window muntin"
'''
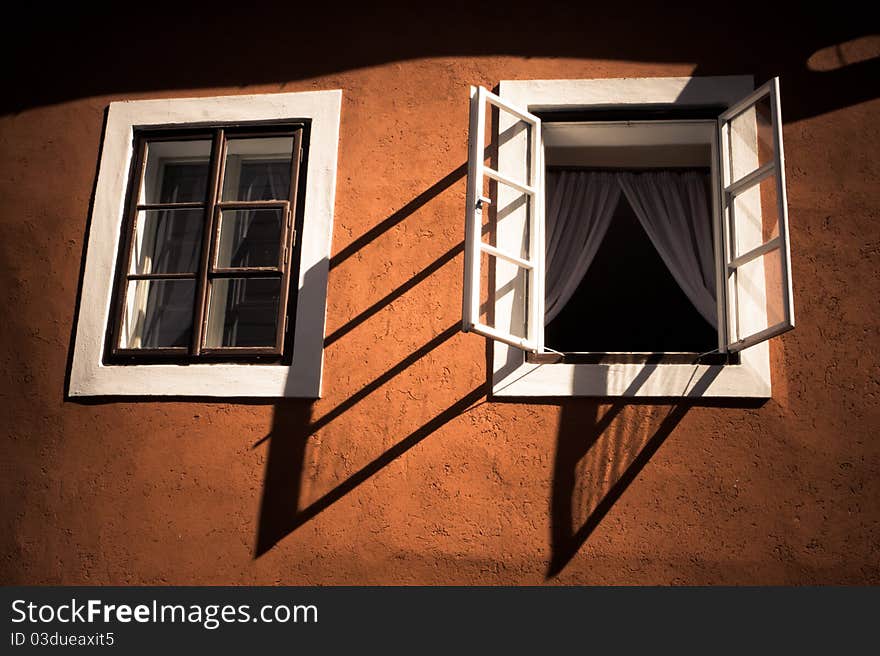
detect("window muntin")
[110,126,302,360]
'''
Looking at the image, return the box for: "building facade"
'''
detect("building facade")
[2,6,878,584]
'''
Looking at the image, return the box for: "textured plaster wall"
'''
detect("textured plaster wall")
[1,8,878,584]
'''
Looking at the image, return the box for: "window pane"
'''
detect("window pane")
[731,174,780,258]
[205,278,281,347]
[121,279,195,349]
[140,140,212,204]
[733,248,785,342]
[221,137,295,201]
[479,251,529,341]
[726,94,775,185]
[130,209,203,274]
[216,209,283,268]
[483,176,532,261]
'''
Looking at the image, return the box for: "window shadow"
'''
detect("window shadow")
[255,165,480,556]
[329,164,466,270]
[255,384,485,556]
[325,242,462,347]
[546,366,766,578]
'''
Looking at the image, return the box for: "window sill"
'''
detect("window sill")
[526,352,737,366]
[492,341,770,398]
[69,361,320,398]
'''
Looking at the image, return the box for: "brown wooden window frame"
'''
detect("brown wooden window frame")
[106,123,305,363]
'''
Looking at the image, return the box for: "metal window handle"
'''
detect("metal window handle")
[476,196,492,211]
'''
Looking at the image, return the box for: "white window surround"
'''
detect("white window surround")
[69,90,341,398]
[486,76,781,398]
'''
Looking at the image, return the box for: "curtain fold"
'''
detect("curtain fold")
[544,171,621,324]
[617,171,717,328]
[543,169,717,329]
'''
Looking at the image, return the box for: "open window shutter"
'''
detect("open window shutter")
[718,77,794,353]
[462,86,543,352]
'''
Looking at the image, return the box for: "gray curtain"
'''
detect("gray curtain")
[544,169,717,328]
[544,171,621,323]
[618,171,717,328]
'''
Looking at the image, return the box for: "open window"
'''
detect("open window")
[462,77,794,397]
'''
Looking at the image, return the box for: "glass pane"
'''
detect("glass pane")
[221,137,295,201]
[120,279,195,349]
[731,174,780,258]
[205,278,281,348]
[496,112,536,186]
[216,208,284,268]
[479,251,529,341]
[726,93,775,185]
[733,248,785,342]
[130,209,203,274]
[486,177,531,261]
[140,140,212,204]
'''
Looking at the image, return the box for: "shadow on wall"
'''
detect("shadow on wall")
[256,383,485,556]
[60,149,778,574]
[255,164,484,556]
[51,7,879,573]
[3,5,878,123]
[258,160,765,573]
[545,365,766,578]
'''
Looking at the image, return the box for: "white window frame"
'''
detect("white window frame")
[69,90,341,398]
[472,76,791,398]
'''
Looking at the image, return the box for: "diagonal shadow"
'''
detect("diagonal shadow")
[548,398,687,577]
[546,366,765,578]
[255,164,475,556]
[255,324,466,555]
[325,242,462,347]
[255,386,484,556]
[310,324,459,435]
[330,164,466,270]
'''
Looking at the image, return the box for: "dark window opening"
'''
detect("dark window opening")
[544,185,719,354]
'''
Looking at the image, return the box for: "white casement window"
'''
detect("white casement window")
[462,77,794,397]
[69,90,341,398]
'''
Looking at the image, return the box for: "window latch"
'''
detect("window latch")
[476,196,492,211]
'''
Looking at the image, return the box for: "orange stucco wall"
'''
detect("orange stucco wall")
[2,7,878,584]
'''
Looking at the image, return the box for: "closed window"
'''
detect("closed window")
[69,90,341,398]
[109,127,303,361]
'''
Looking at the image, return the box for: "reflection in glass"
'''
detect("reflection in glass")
[727,95,775,184]
[479,251,530,340]
[130,209,203,274]
[205,278,281,347]
[121,279,195,349]
[221,137,294,201]
[216,209,283,268]
[735,248,785,340]
[140,140,212,204]
[732,174,780,257]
